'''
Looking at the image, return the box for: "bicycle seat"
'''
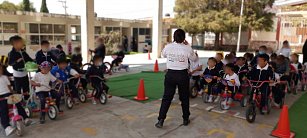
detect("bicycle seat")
[7,94,23,104]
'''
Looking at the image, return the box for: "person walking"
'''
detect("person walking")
[155,29,197,128]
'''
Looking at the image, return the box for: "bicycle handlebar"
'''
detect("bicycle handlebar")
[89,75,105,81]
[247,80,271,88]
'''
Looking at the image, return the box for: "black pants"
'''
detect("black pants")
[70,78,87,90]
[111,58,123,69]
[14,76,30,100]
[200,79,217,95]
[158,69,190,120]
[249,85,270,108]
[0,93,28,129]
[36,91,61,117]
[92,82,109,99]
[272,85,285,104]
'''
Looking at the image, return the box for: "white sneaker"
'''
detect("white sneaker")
[198,89,203,95]
[24,118,32,126]
[273,102,279,107]
[92,98,97,105]
[208,95,213,103]
[227,98,233,105]
[214,96,220,103]
[5,126,15,136]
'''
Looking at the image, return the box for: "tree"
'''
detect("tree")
[40,0,49,13]
[0,1,36,12]
[0,1,19,11]
[23,0,30,11]
[174,0,275,47]
[18,1,36,12]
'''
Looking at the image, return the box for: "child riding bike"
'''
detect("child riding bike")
[245,54,274,114]
[189,52,202,97]
[220,63,240,104]
[86,55,110,105]
[199,57,220,102]
[51,58,80,106]
[0,64,32,136]
[31,61,62,124]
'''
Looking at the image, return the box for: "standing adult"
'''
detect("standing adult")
[56,44,66,60]
[303,39,307,64]
[278,40,291,58]
[123,35,128,52]
[90,38,106,62]
[155,29,197,128]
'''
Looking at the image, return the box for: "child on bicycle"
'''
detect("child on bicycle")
[31,61,62,124]
[8,35,33,100]
[70,48,87,92]
[269,62,285,107]
[0,64,32,136]
[215,53,224,71]
[189,52,202,92]
[290,53,303,89]
[86,55,110,104]
[246,54,274,114]
[199,57,220,102]
[110,47,125,70]
[221,63,240,104]
[51,58,80,104]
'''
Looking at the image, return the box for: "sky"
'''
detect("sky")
[0,0,176,19]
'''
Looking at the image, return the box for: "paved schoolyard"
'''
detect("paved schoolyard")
[0,53,304,138]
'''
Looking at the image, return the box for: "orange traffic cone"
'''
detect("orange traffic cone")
[271,105,295,138]
[154,60,159,72]
[148,51,151,60]
[134,79,148,101]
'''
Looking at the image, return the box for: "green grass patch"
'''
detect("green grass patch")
[107,72,165,102]
[288,93,307,138]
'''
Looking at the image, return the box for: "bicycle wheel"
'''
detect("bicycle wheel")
[246,105,256,123]
[104,62,112,74]
[48,105,58,120]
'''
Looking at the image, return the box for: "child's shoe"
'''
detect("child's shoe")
[214,95,220,103]
[40,116,45,124]
[5,126,15,136]
[92,97,97,105]
[74,98,80,104]
[24,118,32,126]
[208,95,213,103]
[198,89,203,95]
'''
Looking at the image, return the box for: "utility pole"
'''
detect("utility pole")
[236,0,244,52]
[58,0,68,16]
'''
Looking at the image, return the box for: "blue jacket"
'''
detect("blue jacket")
[51,66,72,82]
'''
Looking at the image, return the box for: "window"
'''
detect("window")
[40,24,53,33]
[113,27,120,32]
[106,27,112,33]
[26,35,40,45]
[40,35,53,42]
[3,22,18,33]
[0,23,2,32]
[54,35,66,44]
[95,26,101,34]
[145,28,151,35]
[0,35,3,45]
[71,35,81,41]
[71,25,81,34]
[3,34,17,45]
[139,28,145,35]
[54,24,65,34]
[29,23,39,33]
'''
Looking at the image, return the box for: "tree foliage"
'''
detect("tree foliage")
[40,0,49,13]
[0,1,36,12]
[23,0,30,11]
[174,0,275,46]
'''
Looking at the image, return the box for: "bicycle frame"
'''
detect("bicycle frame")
[247,80,270,108]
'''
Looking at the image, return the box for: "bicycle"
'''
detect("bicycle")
[83,50,111,74]
[25,84,60,121]
[219,79,248,110]
[89,75,108,104]
[245,80,272,123]
[201,75,220,103]
[0,94,25,136]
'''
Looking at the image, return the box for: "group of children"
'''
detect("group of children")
[190,42,305,114]
[0,35,110,136]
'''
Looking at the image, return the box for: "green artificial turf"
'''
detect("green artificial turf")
[107,72,165,102]
[288,93,307,138]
